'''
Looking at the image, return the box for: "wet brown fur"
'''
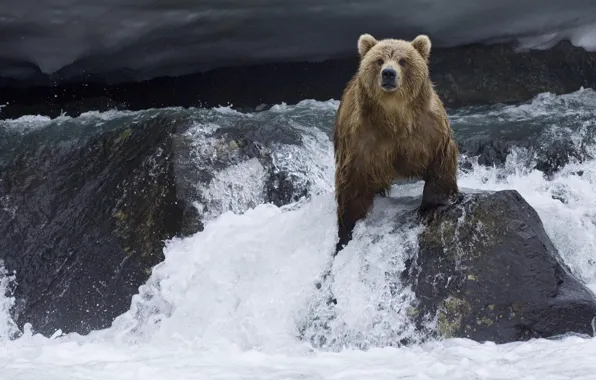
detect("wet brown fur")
[333,34,459,254]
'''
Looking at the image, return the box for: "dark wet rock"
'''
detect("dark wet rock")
[265,170,309,207]
[533,134,594,178]
[302,189,596,348]
[0,109,315,336]
[533,139,582,177]
[455,122,595,177]
[404,190,596,343]
[0,112,199,336]
[455,134,535,177]
[212,120,311,207]
[169,133,206,236]
[457,137,519,168]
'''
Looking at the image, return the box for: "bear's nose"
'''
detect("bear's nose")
[382,68,396,81]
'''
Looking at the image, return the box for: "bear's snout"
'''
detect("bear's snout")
[381,67,398,91]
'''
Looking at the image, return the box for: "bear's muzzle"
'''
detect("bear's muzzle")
[381,67,398,91]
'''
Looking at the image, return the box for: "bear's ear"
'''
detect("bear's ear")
[358,34,378,58]
[411,35,431,61]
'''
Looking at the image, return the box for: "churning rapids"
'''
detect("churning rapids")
[1,88,596,379]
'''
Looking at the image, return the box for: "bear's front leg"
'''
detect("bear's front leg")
[335,187,376,256]
[419,143,459,216]
[419,178,455,216]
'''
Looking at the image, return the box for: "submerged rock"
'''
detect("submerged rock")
[404,190,596,343]
[455,116,595,177]
[212,120,309,207]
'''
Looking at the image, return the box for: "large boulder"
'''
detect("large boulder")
[404,190,596,343]
[0,108,312,337]
[0,112,194,337]
[301,189,596,348]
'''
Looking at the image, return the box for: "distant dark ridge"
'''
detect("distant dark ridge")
[2,40,596,120]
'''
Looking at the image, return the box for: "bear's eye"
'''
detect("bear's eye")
[399,59,407,67]
[377,59,384,66]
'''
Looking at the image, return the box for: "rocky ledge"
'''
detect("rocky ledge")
[0,109,310,337]
[407,190,596,343]
[302,189,596,347]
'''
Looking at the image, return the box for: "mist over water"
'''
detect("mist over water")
[1,89,596,379]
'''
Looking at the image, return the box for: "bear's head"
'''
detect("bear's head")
[357,33,431,102]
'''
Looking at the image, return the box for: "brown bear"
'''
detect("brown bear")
[333,33,459,255]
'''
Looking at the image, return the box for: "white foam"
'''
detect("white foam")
[2,325,596,379]
[199,157,268,220]
[0,262,18,340]
[101,193,337,351]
